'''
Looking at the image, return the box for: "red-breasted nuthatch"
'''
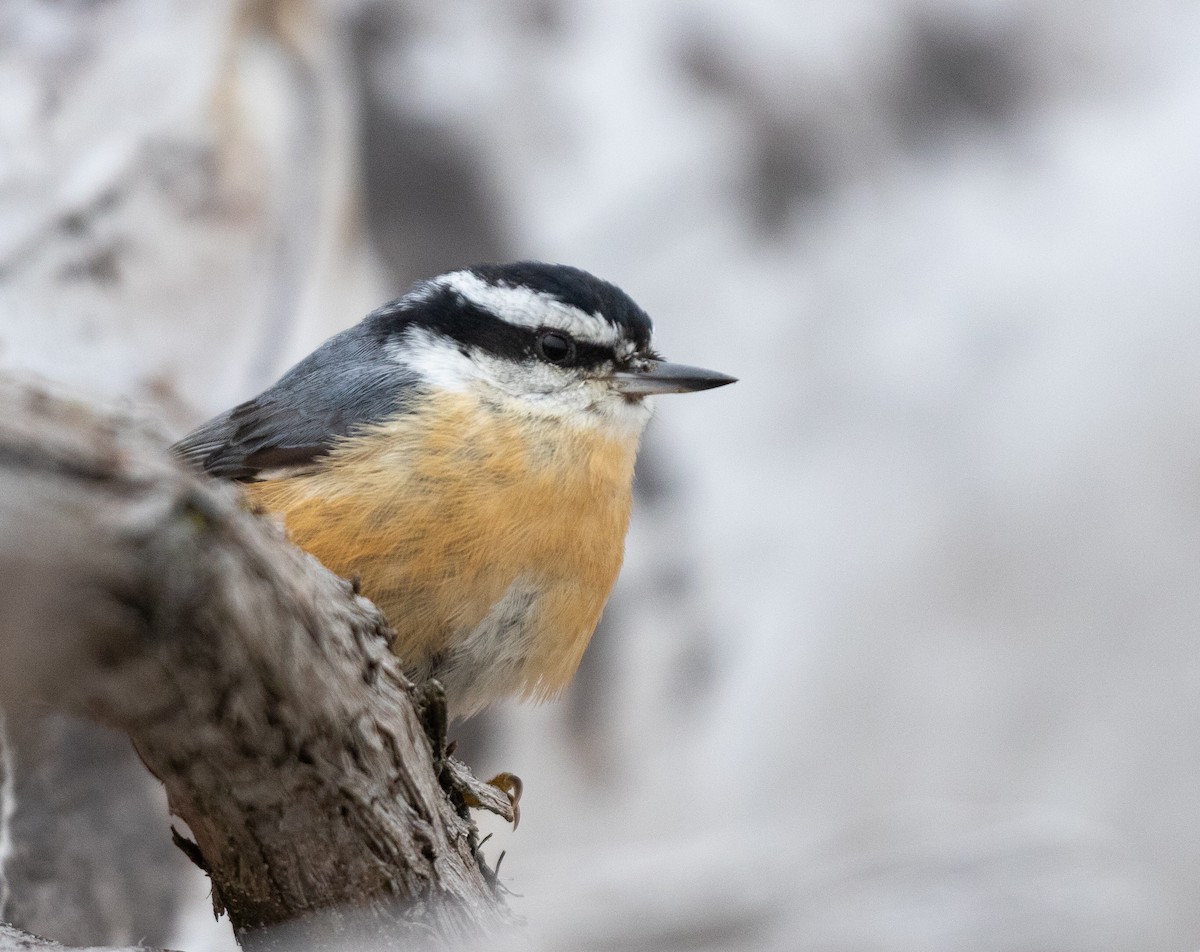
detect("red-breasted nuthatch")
[175,262,735,721]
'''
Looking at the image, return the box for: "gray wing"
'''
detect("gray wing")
[173,317,417,481]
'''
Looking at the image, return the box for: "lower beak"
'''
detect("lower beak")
[609,360,738,396]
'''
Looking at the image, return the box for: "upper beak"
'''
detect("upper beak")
[609,360,738,396]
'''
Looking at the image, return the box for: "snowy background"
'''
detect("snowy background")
[4,1,1200,949]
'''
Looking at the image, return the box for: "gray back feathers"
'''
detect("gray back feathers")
[173,313,417,481]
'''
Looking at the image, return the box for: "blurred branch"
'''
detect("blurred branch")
[0,921,166,952]
[0,378,511,949]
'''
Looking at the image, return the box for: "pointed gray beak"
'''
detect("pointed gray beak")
[609,360,738,396]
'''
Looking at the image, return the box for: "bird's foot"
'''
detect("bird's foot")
[479,772,523,830]
[413,679,522,829]
[443,759,522,829]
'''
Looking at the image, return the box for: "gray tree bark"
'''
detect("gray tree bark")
[0,377,513,951]
[0,714,184,948]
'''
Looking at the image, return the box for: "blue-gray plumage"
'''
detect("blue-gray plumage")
[174,310,417,480]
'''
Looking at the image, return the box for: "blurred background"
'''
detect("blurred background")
[4,0,1200,949]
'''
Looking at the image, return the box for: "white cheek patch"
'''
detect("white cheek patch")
[387,326,480,394]
[390,327,652,437]
[391,327,579,399]
[435,270,622,348]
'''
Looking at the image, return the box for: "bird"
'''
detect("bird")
[174,262,735,723]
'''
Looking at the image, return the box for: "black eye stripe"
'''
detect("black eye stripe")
[568,340,616,368]
[400,290,618,368]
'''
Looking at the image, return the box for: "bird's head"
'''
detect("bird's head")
[384,262,735,436]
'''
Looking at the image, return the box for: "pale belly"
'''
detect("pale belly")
[405,579,548,720]
[245,393,640,718]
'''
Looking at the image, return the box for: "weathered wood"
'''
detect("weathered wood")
[0,378,511,948]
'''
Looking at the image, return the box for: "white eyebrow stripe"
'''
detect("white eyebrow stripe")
[436,270,622,347]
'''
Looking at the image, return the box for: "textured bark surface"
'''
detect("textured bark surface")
[0,377,511,949]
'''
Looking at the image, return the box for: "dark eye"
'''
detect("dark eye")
[535,330,576,365]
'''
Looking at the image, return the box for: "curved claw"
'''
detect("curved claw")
[486,772,523,830]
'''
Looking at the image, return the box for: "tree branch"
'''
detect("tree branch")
[0,378,512,949]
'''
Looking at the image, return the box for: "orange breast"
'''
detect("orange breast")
[244,392,640,702]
